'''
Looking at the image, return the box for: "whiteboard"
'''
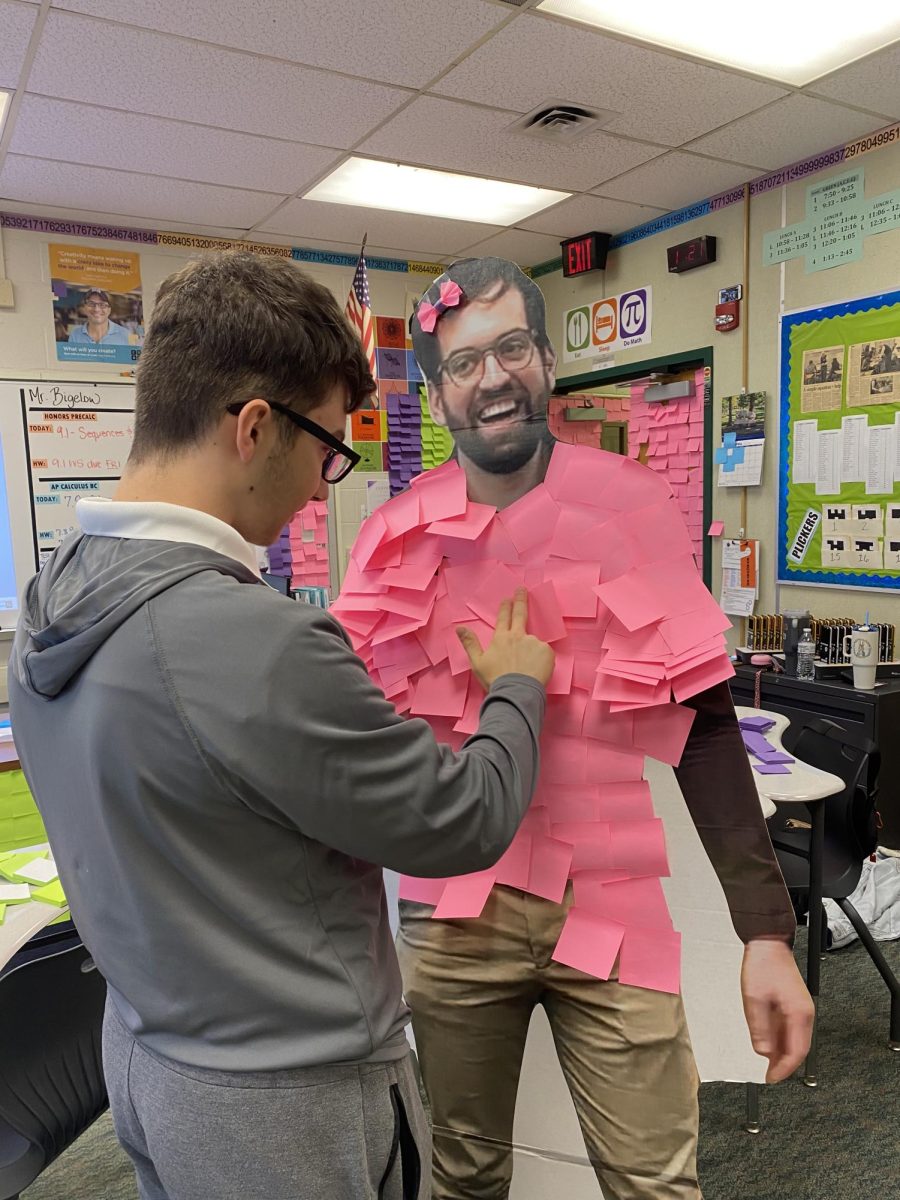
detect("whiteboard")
[0,379,135,630]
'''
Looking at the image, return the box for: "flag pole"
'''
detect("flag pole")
[360,232,368,257]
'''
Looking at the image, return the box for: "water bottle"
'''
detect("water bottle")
[796,627,816,681]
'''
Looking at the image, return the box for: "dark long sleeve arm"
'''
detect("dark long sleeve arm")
[674,681,796,944]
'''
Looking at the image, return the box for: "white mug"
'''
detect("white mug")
[843,626,880,690]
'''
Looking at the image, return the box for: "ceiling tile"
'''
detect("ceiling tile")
[0,198,247,238]
[433,14,787,145]
[455,226,567,266]
[256,198,503,256]
[686,95,892,170]
[598,152,758,210]
[0,1,37,89]
[51,0,509,89]
[809,43,900,120]
[10,96,343,195]
[520,193,668,237]
[358,95,666,193]
[28,10,410,145]
[0,156,286,227]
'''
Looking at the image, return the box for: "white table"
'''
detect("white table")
[736,706,844,817]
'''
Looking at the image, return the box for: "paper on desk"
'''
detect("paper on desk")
[754,763,791,775]
[551,907,623,979]
[738,716,776,732]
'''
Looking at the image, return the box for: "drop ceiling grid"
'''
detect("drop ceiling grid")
[0,1,894,261]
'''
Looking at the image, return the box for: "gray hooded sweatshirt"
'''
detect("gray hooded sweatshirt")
[8,531,544,1071]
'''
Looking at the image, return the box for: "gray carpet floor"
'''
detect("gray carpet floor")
[21,933,900,1200]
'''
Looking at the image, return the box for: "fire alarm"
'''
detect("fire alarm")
[715,284,741,332]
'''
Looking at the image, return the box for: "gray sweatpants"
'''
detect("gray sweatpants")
[102,1002,431,1200]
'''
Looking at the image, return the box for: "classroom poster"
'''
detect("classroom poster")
[49,244,144,365]
[779,289,900,590]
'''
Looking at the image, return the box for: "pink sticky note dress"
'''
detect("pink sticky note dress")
[332,442,734,995]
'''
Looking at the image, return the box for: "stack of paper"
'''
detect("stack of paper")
[386,393,422,494]
[288,501,330,590]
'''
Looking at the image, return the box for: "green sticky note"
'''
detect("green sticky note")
[30,879,68,908]
[0,851,41,882]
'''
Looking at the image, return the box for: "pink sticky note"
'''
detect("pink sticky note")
[410,663,469,719]
[379,560,439,591]
[547,651,575,695]
[499,483,561,555]
[432,872,495,919]
[379,578,439,621]
[582,700,635,746]
[548,562,600,618]
[551,907,624,980]
[398,875,447,905]
[371,612,431,646]
[544,785,601,823]
[618,926,681,994]
[351,512,388,570]
[380,489,421,541]
[446,620,489,675]
[416,469,468,524]
[453,677,484,736]
[608,818,670,877]
[526,580,567,643]
[495,832,533,890]
[592,672,661,705]
[544,443,624,507]
[381,675,409,698]
[544,691,589,736]
[519,805,551,836]
[584,741,645,783]
[551,821,613,870]
[366,537,405,571]
[572,653,603,693]
[670,655,735,703]
[573,875,673,930]
[658,600,732,658]
[466,562,522,626]
[427,502,495,540]
[595,780,655,821]
[631,703,696,767]
[527,835,574,902]
[541,734,588,784]
[707,520,725,537]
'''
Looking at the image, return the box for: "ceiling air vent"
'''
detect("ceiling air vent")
[509,101,614,143]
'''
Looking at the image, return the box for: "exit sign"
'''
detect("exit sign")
[561,231,610,278]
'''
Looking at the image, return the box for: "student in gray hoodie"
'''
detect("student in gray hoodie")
[8,251,555,1200]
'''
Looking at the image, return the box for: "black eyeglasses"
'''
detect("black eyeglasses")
[226,400,360,484]
[438,328,539,388]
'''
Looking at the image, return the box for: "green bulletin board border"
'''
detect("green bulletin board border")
[778,289,900,591]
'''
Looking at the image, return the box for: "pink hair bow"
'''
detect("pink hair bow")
[417,281,464,334]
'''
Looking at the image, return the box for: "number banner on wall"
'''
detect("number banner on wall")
[49,244,145,365]
[778,289,900,591]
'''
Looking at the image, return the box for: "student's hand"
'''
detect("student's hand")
[741,939,815,1082]
[457,588,555,690]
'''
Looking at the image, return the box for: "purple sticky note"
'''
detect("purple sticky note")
[739,716,776,733]
[754,763,791,775]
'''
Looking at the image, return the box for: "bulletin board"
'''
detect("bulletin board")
[778,289,900,591]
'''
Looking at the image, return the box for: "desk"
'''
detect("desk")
[736,705,844,1086]
[731,667,900,848]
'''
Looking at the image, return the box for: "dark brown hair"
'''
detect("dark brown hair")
[130,251,375,461]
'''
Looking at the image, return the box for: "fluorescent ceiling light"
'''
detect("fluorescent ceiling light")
[304,158,570,225]
[537,0,900,85]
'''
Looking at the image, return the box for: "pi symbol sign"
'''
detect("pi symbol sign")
[619,289,648,337]
[566,307,590,353]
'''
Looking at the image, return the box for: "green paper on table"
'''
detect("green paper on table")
[30,879,68,908]
[0,902,6,925]
[14,856,58,885]
[0,851,43,881]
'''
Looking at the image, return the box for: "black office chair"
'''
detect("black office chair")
[0,937,108,1200]
[768,718,900,1058]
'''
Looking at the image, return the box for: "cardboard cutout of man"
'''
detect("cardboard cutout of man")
[332,258,812,1200]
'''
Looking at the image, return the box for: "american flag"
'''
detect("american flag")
[345,252,377,383]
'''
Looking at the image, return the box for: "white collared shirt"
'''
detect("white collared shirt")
[76,497,261,577]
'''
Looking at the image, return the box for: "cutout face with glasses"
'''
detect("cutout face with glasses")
[426,280,557,479]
